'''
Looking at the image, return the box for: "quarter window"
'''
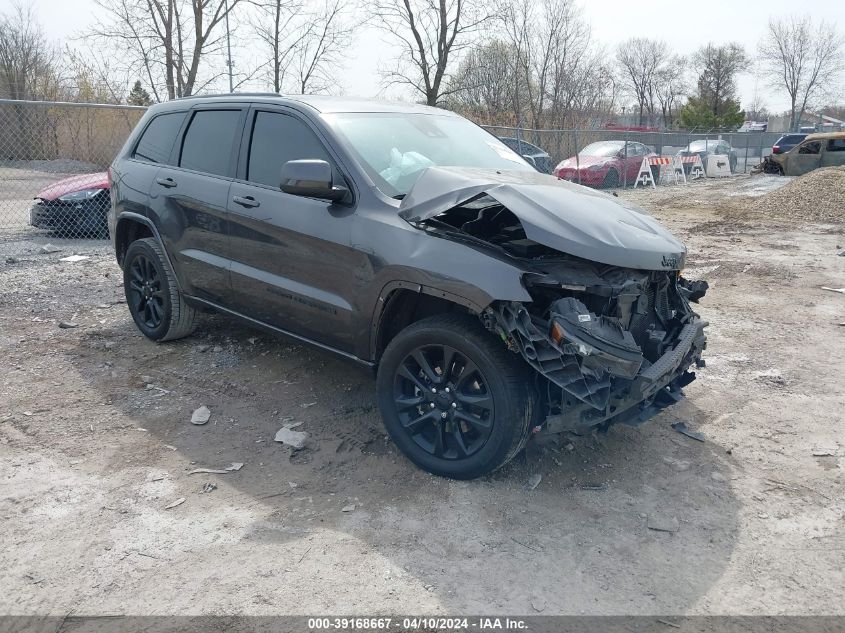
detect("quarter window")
[133,112,186,164]
[179,110,242,177]
[247,111,335,188]
[827,139,845,152]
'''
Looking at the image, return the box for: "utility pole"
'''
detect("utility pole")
[224,0,234,93]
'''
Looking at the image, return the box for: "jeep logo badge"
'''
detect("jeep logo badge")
[661,255,679,268]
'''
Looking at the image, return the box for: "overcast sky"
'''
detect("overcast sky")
[15,0,845,113]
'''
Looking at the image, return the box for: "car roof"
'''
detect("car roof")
[153,93,456,116]
[805,131,845,141]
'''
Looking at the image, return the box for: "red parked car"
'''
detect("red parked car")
[30,172,110,238]
[554,141,657,188]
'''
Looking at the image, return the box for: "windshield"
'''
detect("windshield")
[688,140,719,151]
[324,113,533,197]
[580,142,624,157]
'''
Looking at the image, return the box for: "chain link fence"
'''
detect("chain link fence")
[0,99,788,257]
[482,125,784,185]
[0,99,146,257]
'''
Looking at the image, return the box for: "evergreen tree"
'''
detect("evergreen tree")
[127,80,152,106]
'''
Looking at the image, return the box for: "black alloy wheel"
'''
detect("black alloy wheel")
[376,314,535,479]
[128,253,166,330]
[393,344,495,460]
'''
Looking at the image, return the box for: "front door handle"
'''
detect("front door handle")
[156,177,177,188]
[233,195,260,208]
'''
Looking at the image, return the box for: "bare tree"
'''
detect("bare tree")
[444,38,524,123]
[372,0,495,106]
[654,56,687,129]
[495,0,607,129]
[251,0,356,95]
[90,0,241,100]
[291,0,355,94]
[759,16,843,131]
[0,2,60,100]
[616,38,669,126]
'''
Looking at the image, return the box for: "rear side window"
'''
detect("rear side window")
[799,141,821,155]
[827,139,845,152]
[247,111,335,188]
[133,112,186,164]
[180,110,242,177]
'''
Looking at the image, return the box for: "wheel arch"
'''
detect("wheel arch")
[370,281,485,363]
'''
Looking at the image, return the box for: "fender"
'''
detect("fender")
[367,279,487,360]
[114,211,184,292]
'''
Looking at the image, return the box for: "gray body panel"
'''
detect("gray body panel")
[399,167,687,271]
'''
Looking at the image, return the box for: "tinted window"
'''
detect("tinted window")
[133,112,186,164]
[798,141,821,155]
[247,111,334,188]
[827,139,845,152]
[180,110,241,177]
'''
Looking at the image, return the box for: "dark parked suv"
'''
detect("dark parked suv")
[109,94,708,479]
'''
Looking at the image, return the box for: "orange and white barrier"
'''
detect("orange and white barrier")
[634,156,687,188]
[679,154,705,179]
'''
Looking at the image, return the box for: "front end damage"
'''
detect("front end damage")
[400,167,709,434]
[483,267,707,433]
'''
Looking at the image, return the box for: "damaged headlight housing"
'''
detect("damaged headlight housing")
[58,188,106,202]
[548,298,643,380]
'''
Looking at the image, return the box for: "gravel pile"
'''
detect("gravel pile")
[750,166,845,223]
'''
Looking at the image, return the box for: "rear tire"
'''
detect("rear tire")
[123,237,197,342]
[376,314,535,479]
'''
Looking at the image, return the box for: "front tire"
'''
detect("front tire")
[123,237,197,342]
[376,314,535,479]
[602,168,619,189]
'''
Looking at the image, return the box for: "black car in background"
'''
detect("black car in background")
[498,137,553,173]
[771,133,807,155]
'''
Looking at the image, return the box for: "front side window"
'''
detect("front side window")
[325,112,533,197]
[247,111,335,188]
[133,112,186,164]
[798,141,821,155]
[179,110,242,177]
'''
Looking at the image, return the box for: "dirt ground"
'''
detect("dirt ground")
[1,174,843,617]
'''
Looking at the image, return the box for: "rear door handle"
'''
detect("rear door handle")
[156,177,177,188]
[232,195,260,208]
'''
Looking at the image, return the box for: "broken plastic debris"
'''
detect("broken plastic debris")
[202,482,217,493]
[188,462,243,475]
[164,497,186,510]
[671,421,705,442]
[525,473,542,490]
[59,255,90,262]
[275,426,309,450]
[58,321,78,329]
[190,406,211,425]
[647,514,679,532]
[821,286,845,294]
[341,504,355,512]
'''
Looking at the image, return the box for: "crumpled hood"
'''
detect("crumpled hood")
[398,167,686,271]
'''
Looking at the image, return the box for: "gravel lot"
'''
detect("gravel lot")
[1,174,843,617]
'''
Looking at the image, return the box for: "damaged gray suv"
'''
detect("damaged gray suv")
[109,95,708,479]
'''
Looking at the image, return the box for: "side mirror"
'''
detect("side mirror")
[280,159,348,202]
[522,154,536,167]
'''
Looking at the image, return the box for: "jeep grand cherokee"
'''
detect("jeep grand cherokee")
[109,94,708,479]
